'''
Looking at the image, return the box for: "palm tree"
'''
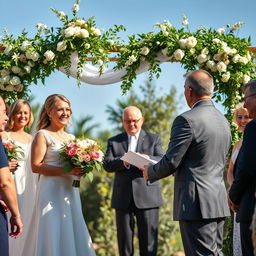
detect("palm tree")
[71,115,99,138]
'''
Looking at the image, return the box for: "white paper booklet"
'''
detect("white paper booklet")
[120,151,157,169]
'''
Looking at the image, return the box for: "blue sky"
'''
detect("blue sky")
[0,0,255,134]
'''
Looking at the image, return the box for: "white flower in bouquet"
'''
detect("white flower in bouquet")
[221,72,230,82]
[78,29,89,38]
[44,50,55,61]
[21,41,31,51]
[11,66,21,74]
[84,43,90,49]
[72,4,80,12]
[125,55,137,66]
[206,60,216,72]
[186,36,197,48]
[197,54,208,64]
[57,41,67,52]
[182,15,189,26]
[24,65,31,73]
[243,74,250,84]
[189,48,196,55]
[9,76,21,86]
[217,27,225,35]
[216,61,227,72]
[173,49,185,61]
[140,47,150,56]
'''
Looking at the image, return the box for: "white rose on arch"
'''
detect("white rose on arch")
[11,66,21,74]
[9,76,21,86]
[173,49,185,61]
[44,50,55,61]
[197,54,208,64]
[216,61,227,72]
[78,29,89,38]
[186,36,197,48]
[57,41,67,52]
[221,72,230,82]
[140,47,150,56]
[243,74,250,84]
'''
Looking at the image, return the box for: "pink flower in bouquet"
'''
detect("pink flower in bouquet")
[3,142,14,150]
[90,150,100,160]
[67,146,78,157]
[82,153,91,163]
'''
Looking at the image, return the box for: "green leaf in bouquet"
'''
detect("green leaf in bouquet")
[63,162,74,173]
[95,161,102,171]
[86,172,93,182]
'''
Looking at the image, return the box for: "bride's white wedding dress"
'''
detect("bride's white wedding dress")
[22,129,95,256]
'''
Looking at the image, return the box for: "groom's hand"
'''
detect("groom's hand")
[140,165,149,181]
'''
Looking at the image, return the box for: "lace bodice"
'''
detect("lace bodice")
[38,129,75,167]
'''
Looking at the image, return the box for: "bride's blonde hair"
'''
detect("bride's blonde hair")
[36,94,72,131]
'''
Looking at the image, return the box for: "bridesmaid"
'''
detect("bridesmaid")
[1,99,37,256]
[227,103,251,256]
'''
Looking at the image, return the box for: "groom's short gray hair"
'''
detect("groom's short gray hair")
[185,70,214,96]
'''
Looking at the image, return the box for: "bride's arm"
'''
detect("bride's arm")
[31,132,81,176]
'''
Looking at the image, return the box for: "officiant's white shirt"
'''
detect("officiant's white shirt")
[128,130,141,152]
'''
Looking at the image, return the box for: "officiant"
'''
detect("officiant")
[103,106,164,256]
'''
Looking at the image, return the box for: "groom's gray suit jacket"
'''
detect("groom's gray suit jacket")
[103,129,163,209]
[148,100,231,220]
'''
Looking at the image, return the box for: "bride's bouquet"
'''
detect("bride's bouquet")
[3,140,25,160]
[59,138,104,187]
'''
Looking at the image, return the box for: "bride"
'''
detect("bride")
[22,94,95,256]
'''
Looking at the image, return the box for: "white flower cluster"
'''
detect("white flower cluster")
[125,55,137,66]
[62,19,101,40]
[179,36,197,49]
[0,70,23,92]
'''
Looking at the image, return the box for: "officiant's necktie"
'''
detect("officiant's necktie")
[129,135,137,152]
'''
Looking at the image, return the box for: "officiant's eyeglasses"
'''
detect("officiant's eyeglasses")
[123,118,141,124]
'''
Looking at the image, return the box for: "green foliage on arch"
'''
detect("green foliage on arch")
[0,1,255,126]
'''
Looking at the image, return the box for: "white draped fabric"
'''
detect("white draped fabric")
[59,52,171,85]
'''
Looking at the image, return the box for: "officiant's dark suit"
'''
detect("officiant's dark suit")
[103,106,163,256]
[229,80,256,256]
[143,70,231,255]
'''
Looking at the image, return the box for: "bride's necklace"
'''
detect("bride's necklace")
[48,130,70,142]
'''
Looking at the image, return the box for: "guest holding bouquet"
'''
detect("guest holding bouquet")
[22,94,95,256]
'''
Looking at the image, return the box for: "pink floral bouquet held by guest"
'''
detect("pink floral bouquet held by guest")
[3,140,25,161]
[60,138,104,187]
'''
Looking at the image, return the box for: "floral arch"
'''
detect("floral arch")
[0,2,255,127]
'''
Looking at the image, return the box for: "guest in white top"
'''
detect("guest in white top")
[227,103,251,256]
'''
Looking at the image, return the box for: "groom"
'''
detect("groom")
[104,106,163,256]
[141,70,231,255]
